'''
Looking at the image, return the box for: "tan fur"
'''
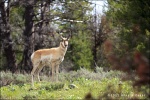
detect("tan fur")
[31,37,70,88]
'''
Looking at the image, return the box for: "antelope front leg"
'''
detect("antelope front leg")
[55,65,59,82]
[31,74,34,88]
[51,63,55,82]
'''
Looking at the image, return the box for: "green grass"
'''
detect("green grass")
[0,78,114,99]
[0,68,149,99]
[1,78,148,99]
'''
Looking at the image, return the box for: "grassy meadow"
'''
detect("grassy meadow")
[0,68,149,99]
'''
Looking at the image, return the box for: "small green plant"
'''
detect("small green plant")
[23,94,37,100]
[40,83,64,91]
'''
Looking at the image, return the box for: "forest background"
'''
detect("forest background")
[0,0,149,99]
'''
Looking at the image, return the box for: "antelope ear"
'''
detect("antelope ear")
[60,36,64,40]
[59,33,64,40]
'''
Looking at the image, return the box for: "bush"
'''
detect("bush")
[0,68,126,87]
[40,83,64,91]
[59,67,126,82]
[0,71,31,87]
[0,71,14,86]
[23,94,37,100]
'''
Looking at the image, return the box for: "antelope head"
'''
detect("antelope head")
[60,34,71,48]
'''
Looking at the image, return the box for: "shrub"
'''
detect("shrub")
[23,94,37,100]
[59,67,126,82]
[0,71,14,87]
[40,83,64,91]
[13,74,27,85]
[0,68,126,87]
[0,71,31,86]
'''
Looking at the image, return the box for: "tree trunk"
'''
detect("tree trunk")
[93,31,97,70]
[20,5,34,72]
[0,1,17,72]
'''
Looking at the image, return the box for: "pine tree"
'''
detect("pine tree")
[71,31,93,70]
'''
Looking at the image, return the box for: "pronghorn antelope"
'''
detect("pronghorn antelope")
[31,35,70,87]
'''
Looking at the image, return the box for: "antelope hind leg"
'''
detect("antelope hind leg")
[37,65,44,82]
[31,62,40,88]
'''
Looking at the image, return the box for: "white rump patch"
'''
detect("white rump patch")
[31,52,35,60]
